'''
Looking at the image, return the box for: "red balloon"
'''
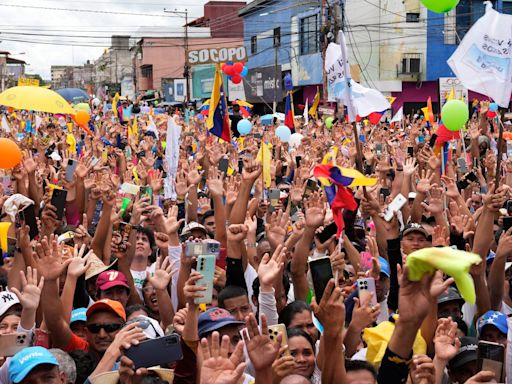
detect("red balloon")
[231,74,242,84]
[487,110,497,118]
[233,62,244,73]
[221,63,228,72]
[223,65,234,76]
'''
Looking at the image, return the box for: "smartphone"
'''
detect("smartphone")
[407,146,414,158]
[504,217,512,232]
[457,158,468,173]
[90,156,100,167]
[309,257,333,302]
[303,179,318,199]
[136,151,146,159]
[185,241,204,257]
[375,143,383,159]
[428,133,438,148]
[125,334,183,369]
[477,341,505,383]
[6,238,16,258]
[316,222,338,244]
[194,255,216,305]
[121,183,140,195]
[380,187,390,200]
[0,176,13,196]
[50,189,68,220]
[218,158,229,174]
[139,186,153,205]
[269,188,280,213]
[295,156,302,168]
[268,324,290,356]
[466,171,478,182]
[238,158,243,174]
[202,239,221,258]
[418,135,425,144]
[0,333,32,357]
[473,157,479,169]
[19,204,38,240]
[383,193,407,222]
[357,277,378,307]
[65,159,78,182]
[507,200,512,216]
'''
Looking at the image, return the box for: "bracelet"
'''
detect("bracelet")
[396,168,403,172]
[246,242,257,248]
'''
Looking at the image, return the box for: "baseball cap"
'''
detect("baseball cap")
[126,315,164,339]
[86,299,126,321]
[198,307,244,337]
[401,223,429,239]
[477,310,508,336]
[448,337,478,370]
[95,270,129,292]
[9,346,59,383]
[0,290,21,318]
[379,257,390,278]
[70,308,87,324]
[437,286,465,306]
[181,222,208,237]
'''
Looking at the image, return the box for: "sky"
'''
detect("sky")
[0,0,251,79]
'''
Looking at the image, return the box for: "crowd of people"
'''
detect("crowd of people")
[0,96,511,384]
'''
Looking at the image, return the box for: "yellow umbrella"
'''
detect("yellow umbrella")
[0,86,75,114]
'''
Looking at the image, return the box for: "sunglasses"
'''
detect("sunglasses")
[86,323,124,334]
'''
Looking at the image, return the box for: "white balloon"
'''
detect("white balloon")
[92,98,100,106]
[288,133,304,148]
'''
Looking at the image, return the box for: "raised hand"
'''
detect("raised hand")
[242,158,262,183]
[11,267,44,311]
[351,294,380,331]
[226,224,248,243]
[304,191,325,229]
[265,210,289,249]
[67,246,92,279]
[422,184,444,215]
[199,332,246,384]
[147,256,175,291]
[433,318,461,363]
[409,355,435,384]
[258,244,286,290]
[160,205,184,236]
[289,178,304,204]
[207,167,224,197]
[183,271,206,306]
[242,313,280,371]
[431,225,449,247]
[416,169,434,194]
[310,279,345,336]
[33,235,72,281]
[403,157,417,177]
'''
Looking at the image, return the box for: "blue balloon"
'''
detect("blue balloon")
[237,119,252,136]
[241,66,248,77]
[490,102,498,112]
[276,125,291,141]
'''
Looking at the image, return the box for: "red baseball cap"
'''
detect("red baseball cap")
[95,270,129,292]
[86,299,126,321]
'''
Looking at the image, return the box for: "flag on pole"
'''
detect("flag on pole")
[112,93,121,119]
[421,97,435,126]
[146,115,158,136]
[256,141,272,188]
[200,100,210,116]
[234,100,253,118]
[309,87,320,119]
[284,91,295,131]
[304,98,309,125]
[390,107,403,124]
[207,64,231,142]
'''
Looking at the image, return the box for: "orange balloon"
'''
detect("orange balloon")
[75,110,90,126]
[0,138,22,169]
[7,107,13,113]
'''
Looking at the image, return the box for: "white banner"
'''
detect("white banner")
[164,116,181,200]
[447,2,512,107]
[439,77,468,106]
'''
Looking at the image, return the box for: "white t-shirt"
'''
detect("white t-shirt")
[131,263,156,299]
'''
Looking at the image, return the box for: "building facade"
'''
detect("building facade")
[50,61,94,91]
[0,51,26,91]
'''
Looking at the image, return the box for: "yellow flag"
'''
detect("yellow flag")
[132,118,139,144]
[256,141,272,188]
[309,87,320,119]
[66,134,76,154]
[447,87,455,102]
[112,93,120,118]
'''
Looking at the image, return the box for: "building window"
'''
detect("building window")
[273,27,281,47]
[406,13,420,22]
[300,14,319,55]
[400,55,421,74]
[456,0,493,38]
[251,36,257,54]
[141,65,153,78]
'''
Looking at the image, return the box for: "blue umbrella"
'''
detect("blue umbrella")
[56,88,89,103]
[260,113,285,125]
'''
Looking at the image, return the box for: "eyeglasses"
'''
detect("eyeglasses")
[86,323,124,333]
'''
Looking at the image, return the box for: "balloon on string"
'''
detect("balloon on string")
[489,102,498,112]
[237,119,252,136]
[289,132,304,148]
[325,117,334,129]
[0,138,22,169]
[75,110,90,126]
[276,125,291,141]
[231,74,242,84]
[224,65,234,76]
[420,0,459,13]
[241,67,248,77]
[233,62,244,73]
[441,99,469,132]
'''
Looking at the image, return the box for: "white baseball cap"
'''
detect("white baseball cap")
[0,290,21,318]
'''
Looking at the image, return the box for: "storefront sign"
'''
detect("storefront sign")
[245,65,282,103]
[439,77,468,106]
[17,78,39,87]
[187,47,247,65]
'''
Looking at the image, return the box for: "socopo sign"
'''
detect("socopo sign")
[187,47,247,65]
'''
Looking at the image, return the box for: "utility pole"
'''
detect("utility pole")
[164,8,189,102]
[273,38,279,114]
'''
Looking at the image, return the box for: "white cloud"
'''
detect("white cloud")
[0,0,249,79]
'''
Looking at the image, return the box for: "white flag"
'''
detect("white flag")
[164,116,181,199]
[35,115,43,130]
[325,31,390,121]
[146,115,158,136]
[391,107,404,123]
[304,98,309,125]
[1,115,10,133]
[447,2,512,107]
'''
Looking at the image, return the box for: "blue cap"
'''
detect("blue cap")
[477,311,508,336]
[379,257,390,278]
[9,347,59,383]
[197,307,244,338]
[70,308,87,324]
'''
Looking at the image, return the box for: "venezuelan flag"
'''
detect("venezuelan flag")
[234,100,253,118]
[314,165,377,237]
[284,91,295,132]
[200,100,210,116]
[207,64,231,143]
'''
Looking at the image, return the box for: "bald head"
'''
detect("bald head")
[279,375,311,384]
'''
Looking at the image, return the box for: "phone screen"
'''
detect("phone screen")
[50,189,68,220]
[218,158,229,174]
[19,204,38,240]
[407,147,414,158]
[504,217,512,232]
[477,341,504,382]
[309,257,333,302]
[429,133,438,148]
[316,222,338,243]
